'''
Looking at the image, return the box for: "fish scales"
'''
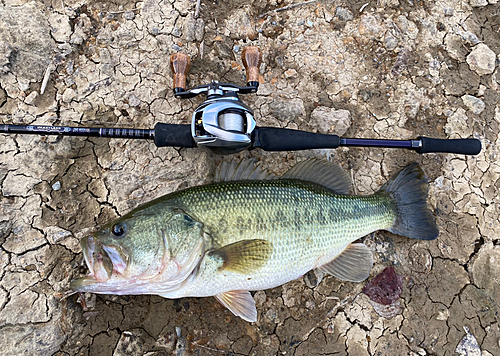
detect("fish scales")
[71,160,439,322]
[154,179,396,297]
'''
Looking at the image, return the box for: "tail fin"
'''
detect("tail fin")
[380,163,439,240]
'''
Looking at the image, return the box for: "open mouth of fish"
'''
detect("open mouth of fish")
[71,235,128,290]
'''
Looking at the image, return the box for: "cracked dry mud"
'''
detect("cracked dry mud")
[0,0,499,355]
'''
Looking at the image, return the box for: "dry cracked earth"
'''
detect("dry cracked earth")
[0,0,499,355]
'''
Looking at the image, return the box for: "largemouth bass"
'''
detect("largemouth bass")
[71,159,438,322]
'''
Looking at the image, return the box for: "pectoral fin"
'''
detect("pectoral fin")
[318,243,373,282]
[215,290,257,322]
[211,239,273,274]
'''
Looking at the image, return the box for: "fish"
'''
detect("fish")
[71,159,439,322]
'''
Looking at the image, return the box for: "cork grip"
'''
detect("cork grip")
[170,53,191,91]
[242,46,261,86]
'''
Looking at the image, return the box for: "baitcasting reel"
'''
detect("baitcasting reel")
[1,46,482,156]
[170,47,261,154]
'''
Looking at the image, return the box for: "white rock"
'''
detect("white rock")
[461,95,485,114]
[445,108,472,138]
[61,88,76,103]
[24,91,38,105]
[466,43,497,75]
[309,106,351,136]
[469,0,488,6]
[48,13,72,43]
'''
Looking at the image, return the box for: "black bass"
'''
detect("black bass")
[71,159,438,322]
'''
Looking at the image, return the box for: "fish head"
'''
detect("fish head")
[71,206,206,294]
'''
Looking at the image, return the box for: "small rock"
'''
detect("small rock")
[52,181,61,191]
[45,226,72,244]
[466,43,496,75]
[336,7,353,21]
[270,98,306,121]
[461,95,485,114]
[24,91,39,105]
[359,14,384,39]
[171,27,181,37]
[124,11,135,20]
[445,108,472,138]
[48,13,72,43]
[284,68,297,78]
[128,94,141,107]
[384,33,398,50]
[469,0,488,6]
[61,88,76,103]
[444,8,454,16]
[309,106,351,136]
[455,326,481,356]
[224,8,256,40]
[458,31,480,45]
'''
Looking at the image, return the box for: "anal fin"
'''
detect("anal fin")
[215,290,257,322]
[318,243,373,282]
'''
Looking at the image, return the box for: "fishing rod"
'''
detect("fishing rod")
[1,47,481,156]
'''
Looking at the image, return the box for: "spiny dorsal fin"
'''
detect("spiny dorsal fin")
[211,239,273,274]
[318,243,373,282]
[281,158,352,194]
[215,159,275,183]
[215,290,257,322]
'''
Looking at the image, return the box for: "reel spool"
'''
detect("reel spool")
[170,47,261,155]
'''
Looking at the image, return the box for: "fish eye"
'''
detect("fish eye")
[111,222,127,238]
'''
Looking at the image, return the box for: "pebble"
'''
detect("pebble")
[62,88,76,103]
[461,95,485,114]
[309,106,351,136]
[384,33,398,50]
[171,27,181,37]
[128,94,141,107]
[24,91,38,105]
[466,43,496,75]
[52,181,61,191]
[469,0,488,6]
[124,11,135,20]
[336,7,353,21]
[284,68,297,78]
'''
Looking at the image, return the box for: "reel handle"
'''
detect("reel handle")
[242,46,261,87]
[170,53,191,93]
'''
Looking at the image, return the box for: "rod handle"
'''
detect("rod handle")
[242,46,261,87]
[153,123,195,147]
[417,136,481,155]
[170,53,191,93]
[255,127,340,151]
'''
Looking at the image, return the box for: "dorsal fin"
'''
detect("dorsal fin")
[281,158,352,194]
[215,159,275,182]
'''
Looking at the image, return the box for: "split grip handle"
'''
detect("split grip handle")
[256,127,340,151]
[417,136,482,155]
[170,53,191,93]
[242,46,261,87]
[153,123,194,147]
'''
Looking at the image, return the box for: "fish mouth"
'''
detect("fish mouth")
[71,235,127,292]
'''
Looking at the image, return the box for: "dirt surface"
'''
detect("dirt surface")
[0,0,499,355]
